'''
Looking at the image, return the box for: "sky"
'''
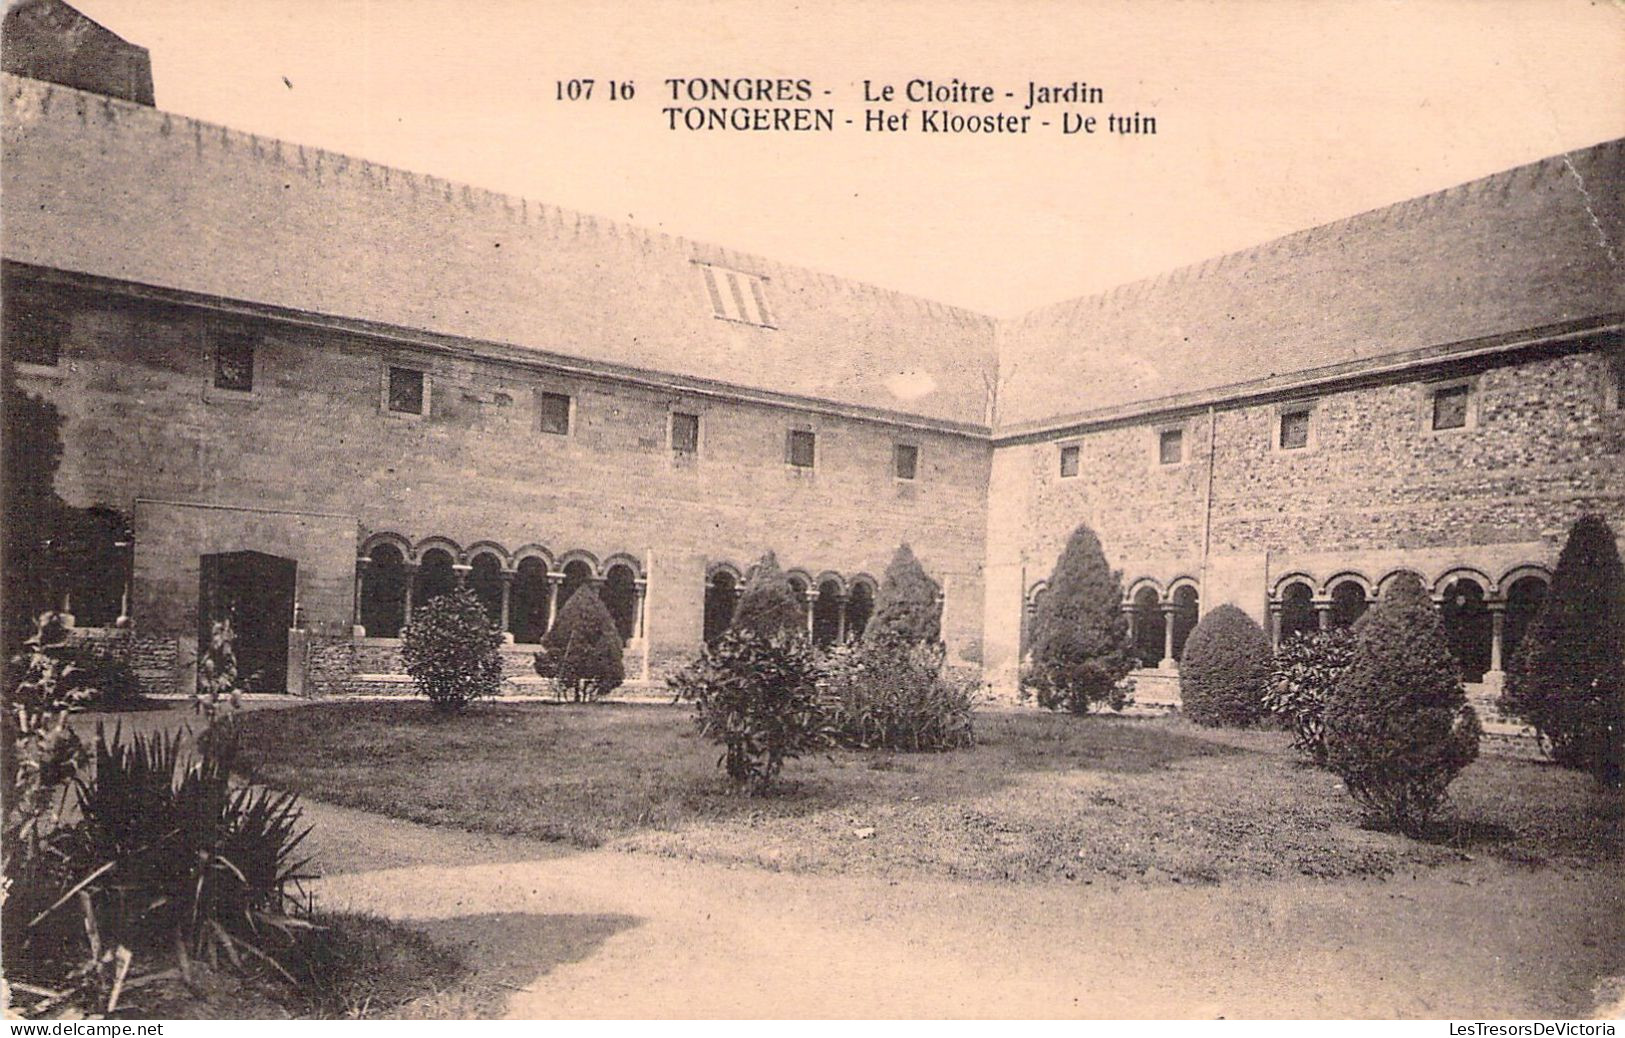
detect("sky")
[65,0,1625,317]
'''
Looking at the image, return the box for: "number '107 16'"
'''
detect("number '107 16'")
[556,80,635,101]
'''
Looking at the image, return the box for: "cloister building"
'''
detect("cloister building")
[3,2,1622,705]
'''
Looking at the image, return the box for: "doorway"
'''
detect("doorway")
[198,550,297,693]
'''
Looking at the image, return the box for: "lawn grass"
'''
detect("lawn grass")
[233,700,1621,885]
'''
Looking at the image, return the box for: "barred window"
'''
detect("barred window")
[213,333,256,392]
[1279,409,1310,450]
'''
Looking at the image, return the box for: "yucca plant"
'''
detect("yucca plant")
[70,723,316,980]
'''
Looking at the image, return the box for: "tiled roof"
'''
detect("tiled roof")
[0,74,998,428]
[995,137,1625,430]
[5,74,1620,435]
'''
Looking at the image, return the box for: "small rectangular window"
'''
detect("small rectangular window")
[539,391,572,435]
[213,333,256,392]
[787,429,816,468]
[1431,384,1469,430]
[894,443,919,481]
[1059,445,1080,478]
[1158,428,1184,465]
[4,305,64,367]
[672,411,700,454]
[387,366,425,415]
[1279,409,1310,450]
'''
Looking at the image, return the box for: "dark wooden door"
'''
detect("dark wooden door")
[198,550,297,693]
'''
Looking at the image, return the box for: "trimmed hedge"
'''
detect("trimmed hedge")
[729,552,806,641]
[1022,523,1135,714]
[1178,604,1271,727]
[1499,514,1623,787]
[1323,572,1481,832]
[536,584,624,702]
[865,543,942,648]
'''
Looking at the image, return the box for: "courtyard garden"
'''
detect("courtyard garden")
[231,699,1622,885]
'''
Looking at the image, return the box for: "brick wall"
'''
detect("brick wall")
[13,279,993,680]
[982,344,1625,686]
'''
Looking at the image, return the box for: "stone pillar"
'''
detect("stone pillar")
[353,556,369,636]
[1268,602,1282,647]
[1488,601,1507,676]
[115,539,133,629]
[1122,603,1137,646]
[1159,603,1177,670]
[402,563,418,625]
[633,579,648,640]
[499,571,514,643]
[835,592,849,642]
[804,588,818,639]
[1314,599,1332,631]
[452,562,472,587]
[545,573,564,633]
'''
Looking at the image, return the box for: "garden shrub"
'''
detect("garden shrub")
[728,552,806,639]
[865,543,942,648]
[1265,627,1357,765]
[535,584,624,702]
[195,616,243,721]
[3,613,93,980]
[1179,605,1273,727]
[1323,572,1481,833]
[820,640,978,751]
[669,629,832,793]
[400,585,505,713]
[1499,514,1623,788]
[1022,523,1135,713]
[63,723,315,997]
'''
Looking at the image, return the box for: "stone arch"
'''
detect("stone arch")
[1169,582,1199,662]
[704,565,742,645]
[707,560,745,584]
[1326,575,1372,629]
[360,539,409,638]
[1497,563,1553,591]
[468,550,505,628]
[845,575,877,642]
[1433,566,1496,600]
[512,544,555,571]
[1376,569,1424,600]
[603,562,639,642]
[1272,572,1317,600]
[1124,576,1163,603]
[510,555,552,644]
[1276,579,1317,644]
[602,552,644,580]
[1131,584,1165,667]
[1439,574,1493,681]
[464,540,512,570]
[1502,570,1551,666]
[557,556,596,612]
[412,535,463,566]
[556,549,602,578]
[1320,571,1374,598]
[360,530,413,561]
[413,546,458,610]
[813,576,845,647]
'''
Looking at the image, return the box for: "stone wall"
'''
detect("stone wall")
[12,278,992,681]
[983,343,1625,687]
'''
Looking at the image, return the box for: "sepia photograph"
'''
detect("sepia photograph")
[1,0,1621,1024]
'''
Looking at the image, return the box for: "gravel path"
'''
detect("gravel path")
[296,797,1623,1019]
